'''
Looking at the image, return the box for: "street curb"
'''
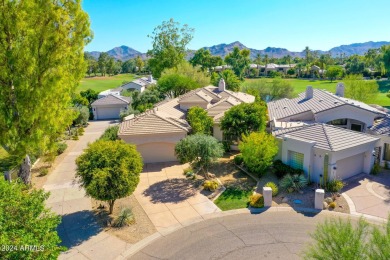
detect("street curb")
[120,205,387,259]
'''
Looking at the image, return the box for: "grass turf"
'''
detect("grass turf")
[77,73,135,93]
[214,187,252,211]
[243,78,390,107]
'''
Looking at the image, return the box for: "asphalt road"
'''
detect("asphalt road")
[131,211,343,260]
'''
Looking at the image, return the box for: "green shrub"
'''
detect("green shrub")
[221,141,231,152]
[370,163,381,175]
[280,174,308,193]
[273,160,303,179]
[183,167,193,175]
[56,142,68,155]
[249,193,264,208]
[265,182,279,196]
[39,168,49,176]
[77,127,85,136]
[113,207,134,227]
[203,180,219,191]
[72,135,79,140]
[100,125,119,141]
[328,202,337,209]
[325,179,344,192]
[234,154,244,165]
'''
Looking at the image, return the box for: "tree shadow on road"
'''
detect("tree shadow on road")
[58,210,103,249]
[142,178,197,204]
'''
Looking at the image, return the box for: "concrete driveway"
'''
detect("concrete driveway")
[134,163,221,233]
[343,172,390,219]
[43,120,132,260]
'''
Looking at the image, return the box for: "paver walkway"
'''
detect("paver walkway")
[344,173,390,219]
[43,121,132,260]
[134,163,221,233]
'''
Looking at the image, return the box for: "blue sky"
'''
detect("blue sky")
[83,0,390,52]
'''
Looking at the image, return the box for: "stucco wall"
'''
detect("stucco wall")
[123,82,145,92]
[315,105,379,131]
[179,101,210,111]
[119,132,187,145]
[213,124,223,141]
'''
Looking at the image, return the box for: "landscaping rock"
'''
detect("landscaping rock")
[323,201,328,209]
[282,197,289,203]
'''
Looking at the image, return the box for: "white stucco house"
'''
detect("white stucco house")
[98,87,123,99]
[91,94,131,120]
[122,75,156,93]
[268,83,389,181]
[118,79,255,163]
[273,124,379,183]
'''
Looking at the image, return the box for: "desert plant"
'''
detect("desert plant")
[280,174,308,193]
[265,182,279,196]
[203,180,219,191]
[77,127,85,136]
[72,135,79,140]
[325,179,344,192]
[56,142,68,155]
[273,160,304,179]
[249,193,264,208]
[39,168,49,176]
[328,202,337,209]
[113,207,134,227]
[234,154,244,165]
[183,167,193,175]
[370,163,381,175]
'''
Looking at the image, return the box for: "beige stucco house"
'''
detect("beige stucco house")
[268,83,389,181]
[118,79,255,163]
[122,75,156,93]
[91,94,131,120]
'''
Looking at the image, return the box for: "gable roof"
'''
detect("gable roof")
[206,97,241,117]
[273,124,379,152]
[267,89,385,120]
[91,94,131,106]
[178,89,213,103]
[118,110,190,136]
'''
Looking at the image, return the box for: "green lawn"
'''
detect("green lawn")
[243,78,390,107]
[77,73,135,93]
[214,187,252,211]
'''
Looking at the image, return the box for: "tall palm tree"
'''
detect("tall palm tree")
[263,54,269,76]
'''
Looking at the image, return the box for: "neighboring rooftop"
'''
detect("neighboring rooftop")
[91,94,131,106]
[369,115,390,136]
[273,124,380,151]
[267,88,385,121]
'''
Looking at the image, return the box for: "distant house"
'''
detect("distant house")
[98,87,123,99]
[258,63,296,75]
[118,79,255,163]
[91,94,131,120]
[122,75,156,93]
[268,83,389,181]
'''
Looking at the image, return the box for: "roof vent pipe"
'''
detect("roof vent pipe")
[305,85,313,99]
[335,82,345,97]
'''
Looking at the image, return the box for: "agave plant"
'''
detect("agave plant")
[113,207,134,227]
[280,174,308,193]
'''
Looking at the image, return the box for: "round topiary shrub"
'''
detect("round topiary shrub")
[249,193,264,208]
[265,182,279,196]
[328,202,337,209]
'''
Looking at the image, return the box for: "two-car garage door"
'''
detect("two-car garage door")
[137,142,177,163]
[96,107,122,120]
[336,153,364,180]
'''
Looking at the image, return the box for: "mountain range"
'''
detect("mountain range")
[86,41,390,61]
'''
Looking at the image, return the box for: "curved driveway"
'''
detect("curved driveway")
[131,211,356,260]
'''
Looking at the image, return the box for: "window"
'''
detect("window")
[288,151,304,170]
[328,119,347,125]
[384,143,390,161]
[350,123,362,132]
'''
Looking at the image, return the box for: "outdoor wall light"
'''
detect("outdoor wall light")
[333,166,337,170]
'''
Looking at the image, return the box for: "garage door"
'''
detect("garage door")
[96,107,122,120]
[336,153,364,180]
[137,142,177,163]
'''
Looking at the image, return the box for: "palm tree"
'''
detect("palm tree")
[263,54,269,76]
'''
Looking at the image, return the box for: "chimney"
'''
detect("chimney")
[335,82,345,97]
[148,75,153,82]
[218,78,226,92]
[305,85,313,99]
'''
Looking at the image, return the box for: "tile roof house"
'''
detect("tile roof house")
[273,124,380,182]
[268,83,389,182]
[91,94,131,120]
[98,87,123,99]
[368,115,390,163]
[118,79,255,163]
[122,75,156,93]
